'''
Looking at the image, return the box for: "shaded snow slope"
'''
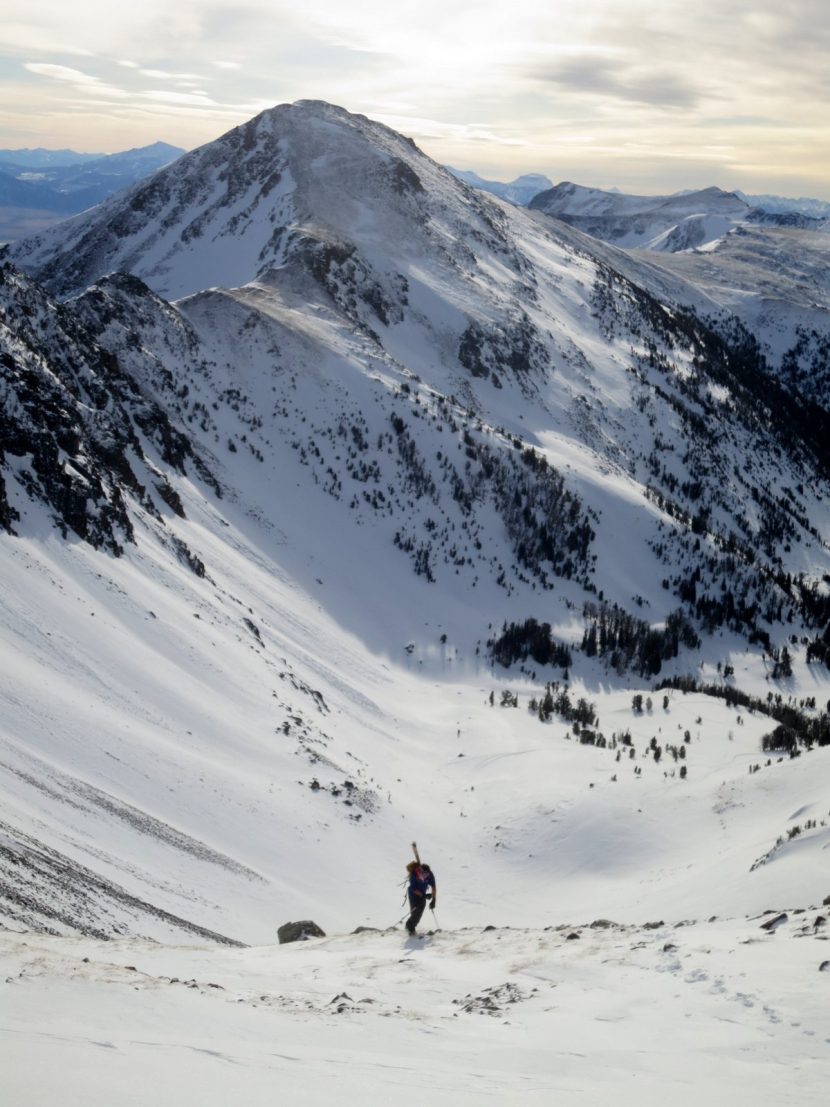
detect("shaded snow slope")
[626,221,830,386]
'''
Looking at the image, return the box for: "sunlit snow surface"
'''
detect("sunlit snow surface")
[3,917,830,1107]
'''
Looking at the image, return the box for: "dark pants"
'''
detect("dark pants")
[406,896,427,933]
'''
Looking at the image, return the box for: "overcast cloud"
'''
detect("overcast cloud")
[0,1,828,198]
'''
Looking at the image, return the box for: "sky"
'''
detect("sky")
[1,0,829,198]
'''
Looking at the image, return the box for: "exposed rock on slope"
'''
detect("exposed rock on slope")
[0,264,213,555]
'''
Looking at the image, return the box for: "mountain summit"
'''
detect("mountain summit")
[7,100,497,300]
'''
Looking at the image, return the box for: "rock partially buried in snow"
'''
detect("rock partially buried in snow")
[760,913,788,932]
[277,920,326,944]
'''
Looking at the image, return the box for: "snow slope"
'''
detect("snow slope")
[627,220,830,374]
[526,181,830,391]
[0,98,828,1003]
[3,913,830,1107]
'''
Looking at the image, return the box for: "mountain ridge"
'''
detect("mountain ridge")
[528,181,750,252]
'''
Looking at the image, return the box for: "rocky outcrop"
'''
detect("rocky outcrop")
[277,920,326,944]
[0,264,208,556]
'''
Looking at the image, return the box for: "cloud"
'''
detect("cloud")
[76,84,131,99]
[24,63,102,85]
[23,61,131,100]
[5,1,830,200]
[377,113,528,148]
[138,68,206,81]
[533,55,702,109]
[140,89,216,106]
[697,115,782,129]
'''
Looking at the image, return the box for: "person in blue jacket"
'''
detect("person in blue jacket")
[405,860,437,934]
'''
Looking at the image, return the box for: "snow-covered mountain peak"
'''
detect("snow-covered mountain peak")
[534,182,746,217]
[446,167,554,205]
[5,99,506,302]
[529,182,751,251]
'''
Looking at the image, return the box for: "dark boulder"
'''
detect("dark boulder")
[277,920,326,944]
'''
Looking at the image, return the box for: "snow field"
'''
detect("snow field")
[3,515,829,943]
[3,915,829,1107]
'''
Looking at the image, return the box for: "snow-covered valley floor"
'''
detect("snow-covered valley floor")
[3,915,828,1106]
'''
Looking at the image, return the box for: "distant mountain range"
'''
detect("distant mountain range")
[0,141,184,241]
[0,147,103,167]
[736,190,830,219]
[446,170,829,223]
[446,167,553,205]
[528,182,751,251]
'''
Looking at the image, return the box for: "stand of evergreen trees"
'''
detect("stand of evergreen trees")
[581,602,699,677]
[488,617,572,668]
